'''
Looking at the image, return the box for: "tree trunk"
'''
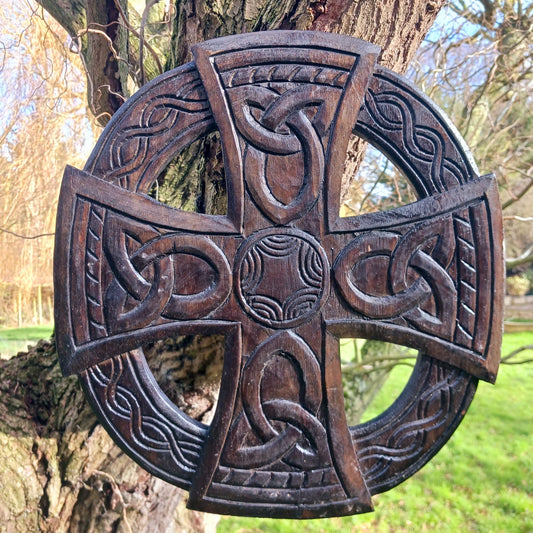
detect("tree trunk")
[0,339,220,532]
[7,1,445,530]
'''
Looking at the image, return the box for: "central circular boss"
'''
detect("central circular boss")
[234,228,330,328]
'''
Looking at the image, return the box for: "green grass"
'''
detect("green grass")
[218,332,533,533]
[0,325,53,358]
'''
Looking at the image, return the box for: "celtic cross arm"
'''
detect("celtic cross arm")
[54,31,504,518]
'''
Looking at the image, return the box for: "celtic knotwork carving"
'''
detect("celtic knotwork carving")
[222,331,331,470]
[352,70,476,200]
[362,90,464,192]
[103,214,232,334]
[232,85,333,224]
[334,216,457,339]
[55,31,504,519]
[88,66,214,191]
[352,356,477,492]
[82,350,208,487]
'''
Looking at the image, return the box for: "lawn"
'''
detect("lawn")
[0,325,53,359]
[218,332,533,533]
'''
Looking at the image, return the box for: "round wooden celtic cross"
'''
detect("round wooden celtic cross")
[54,31,504,518]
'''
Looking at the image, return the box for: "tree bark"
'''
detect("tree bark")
[0,339,219,532]
[6,1,445,530]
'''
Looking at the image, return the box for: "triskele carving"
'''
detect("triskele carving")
[222,331,329,471]
[54,31,504,519]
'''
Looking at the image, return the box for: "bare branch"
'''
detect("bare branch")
[342,353,417,370]
[344,362,416,376]
[501,344,533,364]
[502,177,533,209]
[506,244,533,269]
[139,0,161,86]
[76,25,132,70]
[111,0,163,81]
[0,228,55,240]
[503,216,533,222]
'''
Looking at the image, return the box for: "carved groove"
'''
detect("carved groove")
[354,70,478,199]
[353,356,478,494]
[85,206,107,339]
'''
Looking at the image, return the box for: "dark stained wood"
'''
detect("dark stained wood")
[54,31,504,519]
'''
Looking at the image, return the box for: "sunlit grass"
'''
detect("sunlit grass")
[0,326,53,358]
[218,332,533,533]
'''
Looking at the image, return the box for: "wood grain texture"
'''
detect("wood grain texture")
[54,31,504,519]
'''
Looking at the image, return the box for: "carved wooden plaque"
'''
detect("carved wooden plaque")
[54,31,504,518]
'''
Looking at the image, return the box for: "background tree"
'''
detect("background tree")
[419,0,533,276]
[0,2,94,327]
[343,0,533,274]
[0,1,464,531]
